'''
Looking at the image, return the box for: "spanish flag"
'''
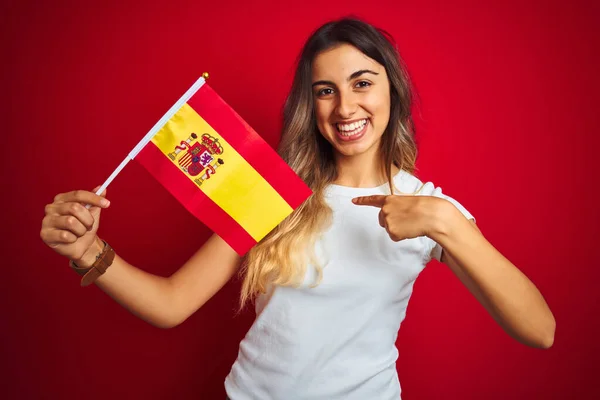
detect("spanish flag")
[100,74,312,255]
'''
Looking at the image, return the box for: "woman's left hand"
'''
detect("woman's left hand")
[352,194,444,241]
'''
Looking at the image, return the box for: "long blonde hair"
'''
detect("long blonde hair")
[239,17,419,309]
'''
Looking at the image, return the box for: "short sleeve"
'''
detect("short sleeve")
[417,182,475,263]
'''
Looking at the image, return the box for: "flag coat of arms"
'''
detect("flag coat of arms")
[99,75,312,255]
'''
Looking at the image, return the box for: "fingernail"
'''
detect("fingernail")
[101,199,110,207]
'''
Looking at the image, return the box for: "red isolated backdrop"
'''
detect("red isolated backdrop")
[2,0,599,399]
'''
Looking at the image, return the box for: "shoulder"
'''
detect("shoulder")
[395,170,475,222]
[394,170,443,197]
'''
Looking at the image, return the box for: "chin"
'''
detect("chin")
[333,142,374,157]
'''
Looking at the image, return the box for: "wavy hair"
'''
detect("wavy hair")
[239,17,419,308]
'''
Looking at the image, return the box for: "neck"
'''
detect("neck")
[333,147,395,188]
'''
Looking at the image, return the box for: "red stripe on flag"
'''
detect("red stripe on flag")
[187,84,312,209]
[135,142,257,255]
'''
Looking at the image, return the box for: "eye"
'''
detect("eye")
[355,80,372,88]
[316,87,335,97]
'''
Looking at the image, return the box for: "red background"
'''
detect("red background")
[2,0,599,399]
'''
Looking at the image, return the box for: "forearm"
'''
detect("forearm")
[75,238,177,329]
[430,203,555,348]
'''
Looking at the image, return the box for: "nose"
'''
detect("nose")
[334,90,357,119]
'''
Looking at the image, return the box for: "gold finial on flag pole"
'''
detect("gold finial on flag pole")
[202,72,209,80]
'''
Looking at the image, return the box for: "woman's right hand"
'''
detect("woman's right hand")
[40,186,111,265]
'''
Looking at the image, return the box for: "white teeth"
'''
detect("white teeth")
[336,119,367,135]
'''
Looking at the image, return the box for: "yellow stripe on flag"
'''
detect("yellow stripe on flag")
[151,103,293,241]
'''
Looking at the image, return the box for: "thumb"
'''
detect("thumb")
[90,205,102,227]
[88,185,107,222]
[92,185,108,198]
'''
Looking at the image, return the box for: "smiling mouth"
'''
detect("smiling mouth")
[334,118,369,141]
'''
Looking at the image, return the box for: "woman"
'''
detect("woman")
[40,17,555,400]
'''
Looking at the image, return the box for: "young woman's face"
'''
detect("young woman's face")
[311,43,391,159]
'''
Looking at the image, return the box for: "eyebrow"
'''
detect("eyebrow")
[311,69,379,87]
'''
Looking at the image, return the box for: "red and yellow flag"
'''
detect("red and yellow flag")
[131,78,312,255]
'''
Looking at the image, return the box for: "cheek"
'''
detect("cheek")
[367,92,391,126]
[314,103,332,130]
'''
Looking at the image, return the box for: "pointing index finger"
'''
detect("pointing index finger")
[352,195,387,207]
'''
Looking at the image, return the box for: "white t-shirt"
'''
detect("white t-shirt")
[224,170,474,400]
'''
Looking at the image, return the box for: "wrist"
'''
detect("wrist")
[73,237,105,268]
[425,197,456,241]
[69,238,116,287]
